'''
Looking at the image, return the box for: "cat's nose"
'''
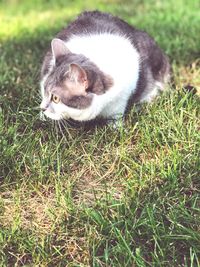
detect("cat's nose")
[40,102,47,112]
[40,100,49,112]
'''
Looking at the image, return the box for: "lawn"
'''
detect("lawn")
[0,0,200,266]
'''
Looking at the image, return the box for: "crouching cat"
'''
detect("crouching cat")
[40,11,170,123]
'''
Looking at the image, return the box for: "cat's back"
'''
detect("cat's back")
[57,11,140,85]
[57,11,135,40]
[57,10,156,54]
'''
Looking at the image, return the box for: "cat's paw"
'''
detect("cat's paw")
[107,116,124,130]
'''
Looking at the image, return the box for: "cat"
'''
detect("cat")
[40,11,170,123]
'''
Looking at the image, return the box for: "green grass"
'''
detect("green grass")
[0,0,200,266]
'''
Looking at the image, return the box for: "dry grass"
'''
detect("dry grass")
[1,186,65,234]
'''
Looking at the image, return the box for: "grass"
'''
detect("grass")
[0,0,200,266]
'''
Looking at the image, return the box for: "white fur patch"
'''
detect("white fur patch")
[66,33,140,88]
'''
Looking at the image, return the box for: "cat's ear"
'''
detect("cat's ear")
[68,63,88,89]
[51,38,70,62]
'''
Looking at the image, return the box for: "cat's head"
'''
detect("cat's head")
[40,38,100,121]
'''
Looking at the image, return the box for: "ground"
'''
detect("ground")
[0,0,199,266]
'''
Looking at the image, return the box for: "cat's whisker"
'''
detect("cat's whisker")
[58,120,67,140]
[53,120,59,139]
[62,119,72,127]
[60,119,73,139]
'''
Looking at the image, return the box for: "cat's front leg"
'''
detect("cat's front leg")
[107,115,124,129]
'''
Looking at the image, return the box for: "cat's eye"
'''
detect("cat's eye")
[51,94,60,104]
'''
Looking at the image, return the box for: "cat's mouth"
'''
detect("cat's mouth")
[41,110,65,121]
[40,101,67,121]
